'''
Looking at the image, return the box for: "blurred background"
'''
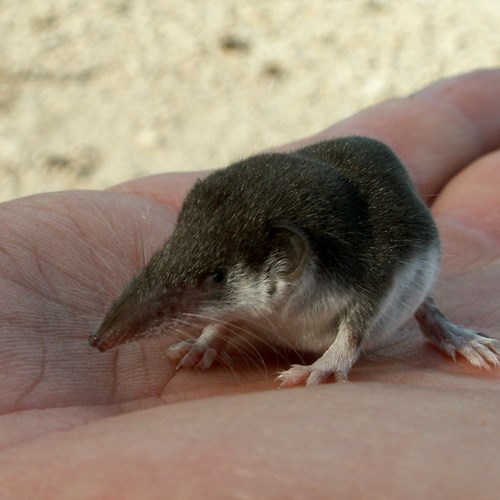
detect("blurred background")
[1,0,499,202]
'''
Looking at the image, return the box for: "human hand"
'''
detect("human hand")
[1,69,499,497]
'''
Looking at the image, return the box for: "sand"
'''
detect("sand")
[1,0,499,202]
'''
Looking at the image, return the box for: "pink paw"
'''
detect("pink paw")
[276,364,348,387]
[433,330,500,369]
[166,340,219,370]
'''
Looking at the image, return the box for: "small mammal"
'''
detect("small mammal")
[89,136,499,385]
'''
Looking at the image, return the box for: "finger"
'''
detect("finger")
[0,191,177,413]
[109,171,207,210]
[111,69,500,207]
[1,385,499,497]
[284,68,500,201]
[432,149,500,269]
[434,150,500,242]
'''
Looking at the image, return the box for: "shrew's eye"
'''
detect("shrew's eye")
[209,269,227,285]
[199,269,228,288]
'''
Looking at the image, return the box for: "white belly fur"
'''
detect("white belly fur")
[361,246,440,350]
[267,246,440,354]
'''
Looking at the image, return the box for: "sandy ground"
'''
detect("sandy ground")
[1,0,499,202]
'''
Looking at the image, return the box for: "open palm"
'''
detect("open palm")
[1,69,499,497]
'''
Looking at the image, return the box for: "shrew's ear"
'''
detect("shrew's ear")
[274,222,309,280]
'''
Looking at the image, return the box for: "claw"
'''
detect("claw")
[416,298,500,370]
[195,347,218,370]
[165,340,195,361]
[165,325,227,371]
[277,364,348,387]
[277,364,311,387]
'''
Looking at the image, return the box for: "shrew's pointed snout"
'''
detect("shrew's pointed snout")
[88,320,142,351]
[88,334,117,352]
[88,279,204,353]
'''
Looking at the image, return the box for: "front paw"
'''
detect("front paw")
[165,339,219,370]
[276,364,348,387]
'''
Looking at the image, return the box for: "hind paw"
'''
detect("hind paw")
[416,298,500,369]
[433,329,500,369]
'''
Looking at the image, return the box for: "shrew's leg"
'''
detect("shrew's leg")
[166,324,229,370]
[415,297,500,368]
[277,320,362,387]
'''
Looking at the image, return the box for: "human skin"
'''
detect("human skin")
[0,69,499,498]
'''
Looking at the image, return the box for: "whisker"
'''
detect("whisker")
[221,310,304,362]
[223,329,269,379]
[137,224,147,269]
[167,316,267,380]
[183,311,295,369]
